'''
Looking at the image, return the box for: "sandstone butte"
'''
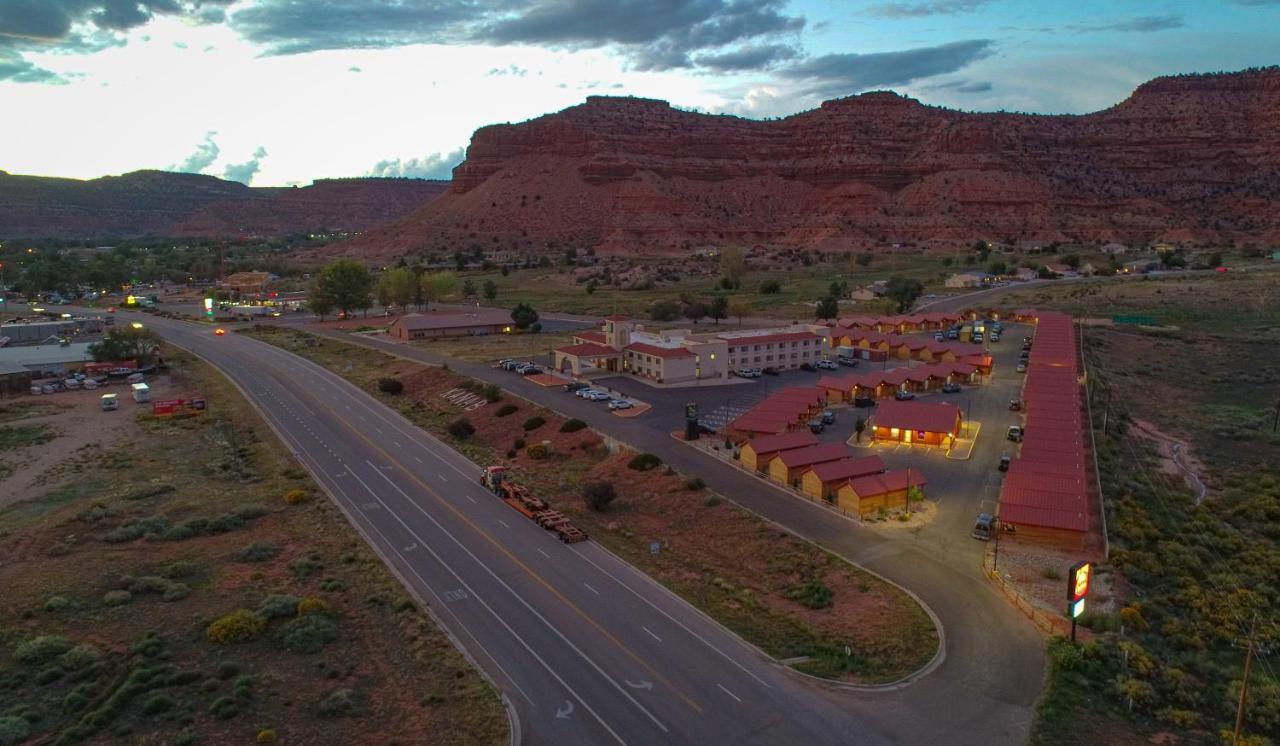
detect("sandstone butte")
[330,67,1280,259]
[0,170,449,239]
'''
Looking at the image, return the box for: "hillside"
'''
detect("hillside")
[330,67,1280,259]
[0,170,449,239]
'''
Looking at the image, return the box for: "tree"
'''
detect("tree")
[728,298,753,327]
[854,417,866,443]
[707,295,728,324]
[1061,254,1081,269]
[89,327,162,366]
[759,279,782,294]
[311,259,373,317]
[814,295,839,320]
[582,481,617,511]
[510,303,539,330]
[884,275,924,313]
[649,300,681,322]
[374,273,395,309]
[719,246,745,287]
[482,279,498,302]
[682,301,706,324]
[585,280,597,295]
[988,259,1008,276]
[855,253,874,267]
[308,279,334,321]
[420,271,458,309]
[462,279,477,298]
[563,247,577,266]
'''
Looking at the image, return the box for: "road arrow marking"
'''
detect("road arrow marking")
[625,679,654,691]
[555,700,574,719]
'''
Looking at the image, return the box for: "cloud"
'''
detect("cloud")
[865,0,990,18]
[348,65,361,72]
[779,39,995,98]
[170,131,220,173]
[0,47,66,83]
[367,148,465,180]
[923,78,992,93]
[1070,15,1185,33]
[223,146,268,184]
[695,43,798,71]
[487,64,528,76]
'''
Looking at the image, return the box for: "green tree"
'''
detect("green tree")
[312,259,373,317]
[884,276,924,313]
[89,327,163,366]
[719,246,745,287]
[482,279,498,302]
[683,301,706,324]
[1061,254,1081,269]
[815,295,839,320]
[462,279,477,298]
[988,259,1008,276]
[707,295,728,324]
[420,271,459,309]
[854,417,866,443]
[759,279,781,294]
[855,253,874,267]
[510,303,539,330]
[728,297,752,327]
[649,299,681,322]
[308,279,334,321]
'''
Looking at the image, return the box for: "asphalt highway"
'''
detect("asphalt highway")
[134,313,903,746]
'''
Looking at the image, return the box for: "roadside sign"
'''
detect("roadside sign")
[649,541,660,555]
[1067,560,1092,642]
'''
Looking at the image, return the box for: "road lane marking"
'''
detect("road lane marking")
[414,456,423,464]
[717,684,742,703]
[466,495,477,504]
[393,441,402,448]
[583,582,600,596]
[642,626,662,643]
[537,548,551,559]
[497,519,510,528]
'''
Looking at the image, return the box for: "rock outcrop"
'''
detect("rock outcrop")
[0,171,449,239]
[334,68,1280,258]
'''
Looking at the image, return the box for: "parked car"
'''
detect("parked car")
[762,367,779,376]
[607,399,633,410]
[1007,425,1024,442]
[736,368,761,378]
[576,387,603,398]
[973,333,984,344]
[1015,362,1027,373]
[696,420,718,435]
[941,383,962,394]
[808,419,825,434]
[1009,399,1022,411]
[583,391,611,401]
[971,512,996,541]
[564,382,590,393]
[815,359,838,370]
[498,358,514,368]
[947,330,960,340]
[821,409,836,424]
[894,390,915,401]
[799,362,814,372]
[934,332,945,342]
[990,332,1001,342]
[837,357,859,367]
[853,395,875,408]
[999,454,1011,472]
[519,365,543,376]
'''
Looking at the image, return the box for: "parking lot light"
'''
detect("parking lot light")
[130,322,144,329]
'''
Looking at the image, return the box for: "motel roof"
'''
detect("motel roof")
[1008,458,1086,479]
[807,455,887,483]
[574,330,608,344]
[555,342,621,358]
[393,310,512,331]
[776,443,850,469]
[728,414,793,435]
[719,331,821,346]
[1003,471,1087,496]
[624,342,695,358]
[874,400,963,435]
[846,468,928,497]
[997,502,1087,532]
[741,431,819,455]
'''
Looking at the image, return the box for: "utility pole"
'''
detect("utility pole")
[1234,617,1258,746]
[1272,400,1279,434]
[1102,385,1112,436]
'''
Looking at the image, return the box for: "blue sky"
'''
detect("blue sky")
[0,0,1276,185]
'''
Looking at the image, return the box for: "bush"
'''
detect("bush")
[0,716,31,746]
[513,437,526,449]
[525,443,548,460]
[783,578,834,609]
[207,609,268,644]
[290,552,323,579]
[495,404,518,417]
[559,418,587,433]
[13,635,73,664]
[759,279,782,294]
[284,488,310,505]
[482,384,502,402]
[522,416,546,431]
[583,481,617,511]
[161,583,191,602]
[280,614,338,654]
[59,644,100,670]
[377,377,404,394]
[257,729,278,743]
[703,495,723,508]
[209,695,239,719]
[143,693,173,715]
[163,560,201,579]
[297,597,331,616]
[627,453,662,471]
[44,595,71,612]
[316,688,361,718]
[237,541,281,563]
[684,477,705,491]
[257,594,302,620]
[447,418,475,439]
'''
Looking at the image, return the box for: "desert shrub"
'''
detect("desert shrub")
[759,279,782,294]
[559,418,587,433]
[703,495,723,507]
[284,489,310,505]
[447,418,475,439]
[495,404,518,417]
[279,614,338,654]
[143,693,173,715]
[522,416,546,431]
[1042,567,1063,581]
[101,588,131,607]
[163,560,201,579]
[207,609,268,644]
[525,443,548,460]
[102,516,169,543]
[784,577,834,609]
[627,453,662,471]
[282,468,306,479]
[582,481,617,511]
[482,384,502,402]
[290,552,323,579]
[0,716,31,746]
[319,578,342,592]
[316,688,361,718]
[684,477,705,491]
[257,594,302,620]
[505,449,516,458]
[237,541,281,563]
[257,729,278,743]
[45,595,72,612]
[513,437,526,449]
[161,583,191,602]
[376,377,403,394]
[209,696,239,719]
[297,597,330,616]
[13,635,73,664]
[59,644,100,670]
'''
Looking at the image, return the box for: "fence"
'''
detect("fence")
[983,549,1080,639]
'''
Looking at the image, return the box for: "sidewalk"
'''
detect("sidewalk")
[946,421,981,460]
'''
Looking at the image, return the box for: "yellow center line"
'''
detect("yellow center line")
[294,378,706,714]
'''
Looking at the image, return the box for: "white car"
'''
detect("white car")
[607,399,633,410]
[815,360,838,370]
[575,388,600,398]
[584,391,611,401]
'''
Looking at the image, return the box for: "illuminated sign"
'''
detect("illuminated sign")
[1070,598,1086,618]
[204,298,214,316]
[1068,561,1092,602]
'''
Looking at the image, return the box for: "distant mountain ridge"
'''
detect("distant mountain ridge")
[0,170,449,239]
[328,67,1280,259]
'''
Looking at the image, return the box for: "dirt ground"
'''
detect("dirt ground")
[0,353,507,745]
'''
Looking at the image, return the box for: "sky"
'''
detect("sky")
[0,0,1276,186]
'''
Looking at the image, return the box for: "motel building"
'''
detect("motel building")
[554,316,831,385]
[871,399,964,447]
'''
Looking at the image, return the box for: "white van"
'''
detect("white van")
[130,383,150,403]
[101,393,119,411]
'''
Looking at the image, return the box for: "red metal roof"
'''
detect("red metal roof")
[873,400,963,435]
[624,342,694,358]
[719,331,820,346]
[728,415,792,435]
[555,342,622,357]
[847,468,928,497]
[807,455,887,483]
[741,431,818,454]
[998,502,1087,532]
[574,330,607,344]
[776,443,850,469]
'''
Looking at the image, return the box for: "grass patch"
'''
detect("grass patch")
[0,423,56,450]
